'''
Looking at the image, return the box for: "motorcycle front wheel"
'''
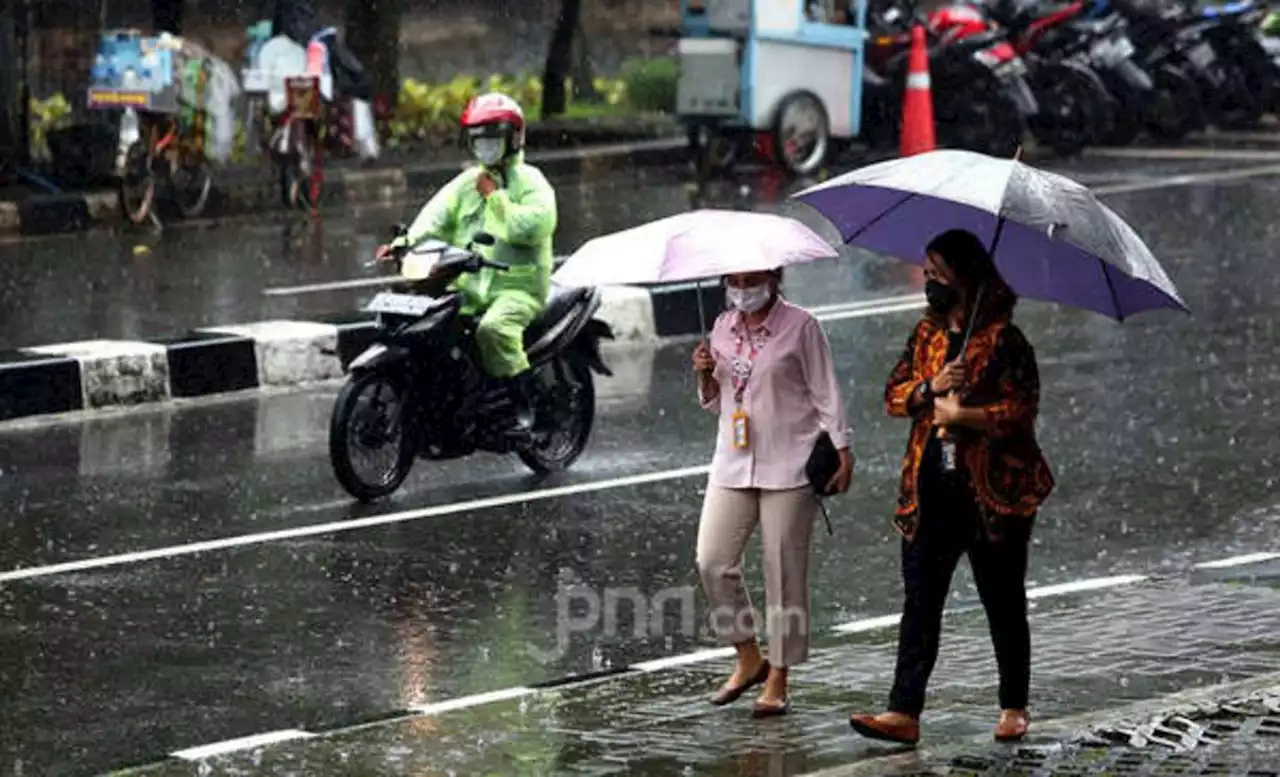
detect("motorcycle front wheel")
[1028,65,1095,157]
[329,370,416,502]
[518,355,596,474]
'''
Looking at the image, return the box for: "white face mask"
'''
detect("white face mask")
[726,284,772,313]
[472,136,505,166]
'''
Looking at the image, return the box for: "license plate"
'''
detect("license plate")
[1188,42,1216,68]
[364,292,434,317]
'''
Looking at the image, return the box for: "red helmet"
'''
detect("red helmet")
[460,93,525,166]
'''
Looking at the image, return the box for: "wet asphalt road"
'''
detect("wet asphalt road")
[3,150,1280,775]
[0,152,1275,349]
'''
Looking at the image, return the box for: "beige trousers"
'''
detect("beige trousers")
[696,484,818,667]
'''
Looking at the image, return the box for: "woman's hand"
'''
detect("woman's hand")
[929,360,966,395]
[825,449,854,494]
[932,394,962,426]
[692,341,716,374]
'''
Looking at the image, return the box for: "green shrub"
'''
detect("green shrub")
[620,56,677,114]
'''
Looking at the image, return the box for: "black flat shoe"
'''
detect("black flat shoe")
[710,661,771,706]
[752,696,790,718]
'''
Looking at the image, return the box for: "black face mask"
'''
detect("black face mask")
[925,279,958,313]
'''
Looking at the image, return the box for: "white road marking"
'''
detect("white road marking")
[0,464,715,584]
[263,275,398,295]
[1194,551,1280,569]
[1091,162,1280,196]
[1086,146,1280,162]
[633,647,736,672]
[830,613,902,635]
[410,687,535,714]
[0,299,932,584]
[160,557,1270,761]
[1024,574,1149,599]
[171,729,315,760]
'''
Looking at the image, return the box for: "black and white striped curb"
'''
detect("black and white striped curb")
[0,282,713,426]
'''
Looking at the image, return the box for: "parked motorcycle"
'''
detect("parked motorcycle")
[976,0,1160,146]
[329,229,613,502]
[863,1,1038,157]
[1089,0,1258,133]
[1193,0,1280,120]
[932,0,1111,156]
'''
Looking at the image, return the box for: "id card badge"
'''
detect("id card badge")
[731,407,750,449]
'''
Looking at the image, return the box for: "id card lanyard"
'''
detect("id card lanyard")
[729,329,763,449]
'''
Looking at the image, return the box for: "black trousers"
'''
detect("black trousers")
[887,463,1031,717]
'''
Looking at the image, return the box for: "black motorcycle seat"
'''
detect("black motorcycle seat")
[523,284,591,347]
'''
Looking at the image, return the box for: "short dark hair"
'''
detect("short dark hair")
[926,229,998,286]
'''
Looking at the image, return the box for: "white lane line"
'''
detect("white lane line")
[410,687,535,714]
[1091,163,1280,196]
[157,554,1274,761]
[0,465,710,584]
[171,729,315,760]
[1086,146,1280,162]
[1195,551,1280,569]
[633,647,736,672]
[1024,573,1149,599]
[830,613,902,635]
[0,300,929,585]
[807,292,924,315]
[264,276,397,296]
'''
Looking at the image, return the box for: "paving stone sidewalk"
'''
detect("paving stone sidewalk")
[117,571,1280,776]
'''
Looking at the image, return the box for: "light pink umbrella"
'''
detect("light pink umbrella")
[553,209,838,335]
[554,208,838,287]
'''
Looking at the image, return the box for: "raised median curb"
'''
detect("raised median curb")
[1,136,687,238]
[0,281,715,425]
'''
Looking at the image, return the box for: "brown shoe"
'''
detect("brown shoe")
[994,709,1029,741]
[710,661,770,706]
[849,712,920,745]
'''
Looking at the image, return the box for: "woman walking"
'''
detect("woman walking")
[691,268,854,718]
[848,230,1054,744]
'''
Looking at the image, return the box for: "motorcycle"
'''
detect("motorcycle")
[863,1,1038,157]
[328,229,613,502]
[932,0,1111,156]
[1088,0,1257,133]
[977,0,1159,146]
[1194,0,1280,120]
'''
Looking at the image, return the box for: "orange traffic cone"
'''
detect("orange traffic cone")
[900,25,936,157]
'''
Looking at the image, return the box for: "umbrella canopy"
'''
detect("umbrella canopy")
[551,209,839,288]
[792,149,1187,320]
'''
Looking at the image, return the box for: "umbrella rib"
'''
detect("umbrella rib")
[1100,261,1125,323]
[843,191,920,244]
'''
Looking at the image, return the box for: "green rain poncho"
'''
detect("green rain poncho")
[389,151,557,378]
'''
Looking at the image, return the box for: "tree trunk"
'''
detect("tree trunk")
[570,16,598,103]
[542,0,583,118]
[344,0,402,107]
[151,0,183,35]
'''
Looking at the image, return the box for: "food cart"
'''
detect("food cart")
[676,0,869,175]
[88,30,232,223]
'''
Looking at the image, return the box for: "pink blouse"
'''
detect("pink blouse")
[697,297,852,490]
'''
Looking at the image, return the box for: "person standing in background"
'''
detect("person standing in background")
[692,268,854,718]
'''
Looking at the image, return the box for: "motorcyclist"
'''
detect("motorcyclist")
[374,93,558,438]
[254,0,378,158]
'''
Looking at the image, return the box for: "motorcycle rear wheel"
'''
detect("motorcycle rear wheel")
[329,371,415,502]
[518,355,596,474]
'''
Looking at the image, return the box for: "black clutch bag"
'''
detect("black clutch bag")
[805,431,842,536]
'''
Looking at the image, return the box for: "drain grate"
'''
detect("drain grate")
[918,692,1280,776]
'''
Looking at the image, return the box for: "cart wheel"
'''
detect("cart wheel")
[118,140,157,225]
[772,92,830,176]
[690,126,738,178]
[169,151,212,218]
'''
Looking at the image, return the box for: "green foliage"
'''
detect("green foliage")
[619,56,677,114]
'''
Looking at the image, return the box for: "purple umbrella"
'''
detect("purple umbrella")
[792,149,1188,320]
